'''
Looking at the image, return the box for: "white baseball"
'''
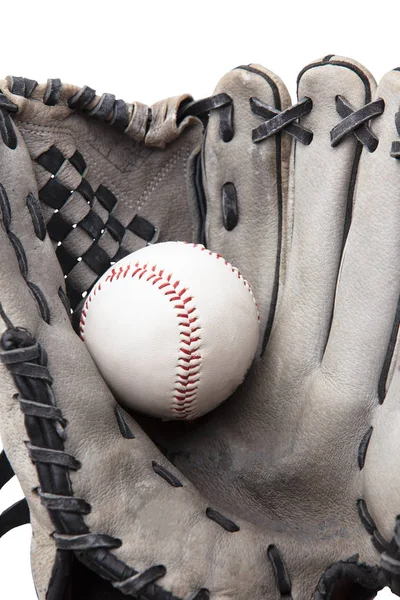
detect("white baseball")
[80,242,260,420]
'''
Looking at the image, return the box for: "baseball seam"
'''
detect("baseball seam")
[79,243,259,420]
[79,260,201,419]
[189,243,260,322]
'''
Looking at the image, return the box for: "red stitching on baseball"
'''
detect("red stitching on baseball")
[79,259,202,420]
[185,242,260,321]
[79,243,258,420]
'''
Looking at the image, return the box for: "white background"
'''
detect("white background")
[0,0,399,598]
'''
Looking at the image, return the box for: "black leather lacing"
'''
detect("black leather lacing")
[0,320,241,598]
[267,545,292,599]
[0,91,18,149]
[2,77,163,334]
[356,422,399,588]
[27,443,81,469]
[33,143,159,329]
[38,490,91,514]
[376,516,400,593]
[26,192,46,241]
[0,176,247,597]
[0,450,15,488]
[178,92,315,147]
[44,78,62,106]
[381,520,400,579]
[0,184,51,324]
[0,324,174,599]
[177,93,234,141]
[0,498,30,538]
[178,88,313,252]
[192,591,210,600]
[357,498,398,560]
[8,77,132,133]
[0,447,30,537]
[8,76,37,98]
[390,110,400,158]
[178,92,238,240]
[331,96,384,151]
[115,406,135,439]
[251,97,313,145]
[152,461,183,488]
[0,178,183,598]
[355,185,400,591]
[382,553,400,578]
[357,427,373,470]
[314,555,386,600]
[221,182,238,231]
[291,55,396,599]
[205,508,240,533]
[356,432,398,587]
[113,566,168,595]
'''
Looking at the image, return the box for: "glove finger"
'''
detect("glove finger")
[2,77,203,331]
[362,364,400,585]
[331,72,400,581]
[202,64,291,353]
[270,56,377,376]
[322,69,400,399]
[0,86,275,600]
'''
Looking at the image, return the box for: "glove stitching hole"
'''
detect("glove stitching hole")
[0,184,51,323]
[152,461,183,488]
[205,507,239,533]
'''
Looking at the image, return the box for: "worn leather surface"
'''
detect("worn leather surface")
[1,57,399,599]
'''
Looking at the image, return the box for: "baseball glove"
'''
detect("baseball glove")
[0,55,399,600]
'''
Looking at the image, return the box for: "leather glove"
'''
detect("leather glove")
[1,56,399,600]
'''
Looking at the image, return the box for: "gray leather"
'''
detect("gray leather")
[0,57,399,599]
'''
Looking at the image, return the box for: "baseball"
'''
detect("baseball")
[80,242,260,420]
